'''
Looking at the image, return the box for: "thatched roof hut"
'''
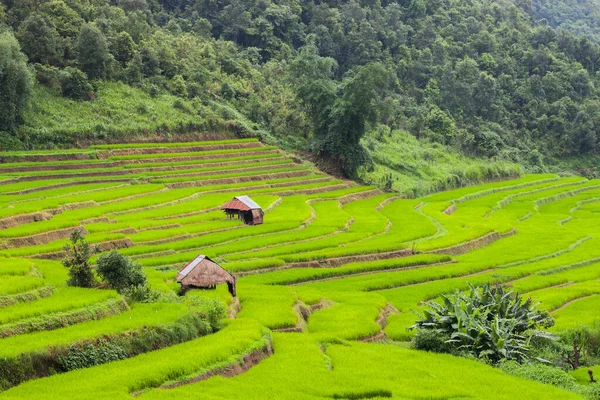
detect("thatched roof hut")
[222,195,264,225]
[176,255,237,297]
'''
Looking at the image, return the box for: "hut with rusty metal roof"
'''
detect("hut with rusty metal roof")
[221,195,264,225]
[176,255,237,296]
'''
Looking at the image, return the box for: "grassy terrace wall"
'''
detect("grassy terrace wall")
[0,139,598,399]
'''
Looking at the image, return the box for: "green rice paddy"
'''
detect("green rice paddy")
[0,140,598,398]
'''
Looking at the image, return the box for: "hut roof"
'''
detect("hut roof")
[222,195,262,211]
[176,255,235,285]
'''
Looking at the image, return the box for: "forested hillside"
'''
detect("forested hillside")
[531,0,600,43]
[1,0,600,192]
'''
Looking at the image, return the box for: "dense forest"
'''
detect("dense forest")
[531,0,600,44]
[2,0,600,191]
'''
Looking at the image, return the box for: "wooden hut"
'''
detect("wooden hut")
[221,195,264,225]
[176,255,237,297]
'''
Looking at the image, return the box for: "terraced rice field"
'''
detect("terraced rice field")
[1,139,599,398]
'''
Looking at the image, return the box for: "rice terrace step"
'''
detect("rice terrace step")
[0,139,599,399]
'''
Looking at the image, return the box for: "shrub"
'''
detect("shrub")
[121,284,162,304]
[410,283,554,363]
[96,251,146,292]
[57,342,128,371]
[412,329,455,354]
[185,297,227,331]
[60,67,93,100]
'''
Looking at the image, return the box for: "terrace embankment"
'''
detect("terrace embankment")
[154,340,274,392]
[429,228,517,256]
[362,303,399,342]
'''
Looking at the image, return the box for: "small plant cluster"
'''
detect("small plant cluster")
[62,229,159,303]
[410,283,554,363]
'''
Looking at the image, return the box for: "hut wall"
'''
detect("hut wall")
[251,209,264,225]
[180,259,235,287]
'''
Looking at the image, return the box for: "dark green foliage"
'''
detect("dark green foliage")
[57,342,128,371]
[0,31,33,134]
[411,329,455,354]
[96,251,146,292]
[410,284,554,363]
[77,23,108,80]
[17,13,61,65]
[4,0,600,178]
[62,230,96,288]
[532,0,600,44]
[121,284,162,304]
[60,67,93,100]
[290,45,389,177]
[112,31,136,65]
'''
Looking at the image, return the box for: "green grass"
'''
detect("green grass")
[0,319,269,400]
[360,129,523,197]
[0,287,120,325]
[18,83,218,145]
[0,303,188,358]
[134,334,578,400]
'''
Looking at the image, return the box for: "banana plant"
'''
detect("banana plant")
[410,283,554,363]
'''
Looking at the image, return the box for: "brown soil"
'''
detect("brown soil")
[101,142,263,157]
[7,227,90,248]
[444,204,457,215]
[28,238,132,260]
[154,342,273,391]
[360,303,399,342]
[428,228,517,256]
[113,150,280,165]
[0,153,96,163]
[0,211,56,230]
[14,161,292,183]
[0,162,115,173]
[310,298,335,312]
[274,301,311,333]
[7,179,131,195]
[227,298,241,319]
[166,170,311,188]
[80,217,114,224]
[287,248,413,269]
[339,189,383,205]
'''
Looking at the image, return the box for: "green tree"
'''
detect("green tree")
[60,67,93,100]
[62,229,96,288]
[96,251,146,292]
[324,63,390,177]
[17,13,61,65]
[0,31,33,134]
[289,42,338,140]
[78,23,109,79]
[112,31,136,65]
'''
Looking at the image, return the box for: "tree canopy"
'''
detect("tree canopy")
[2,0,600,174]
